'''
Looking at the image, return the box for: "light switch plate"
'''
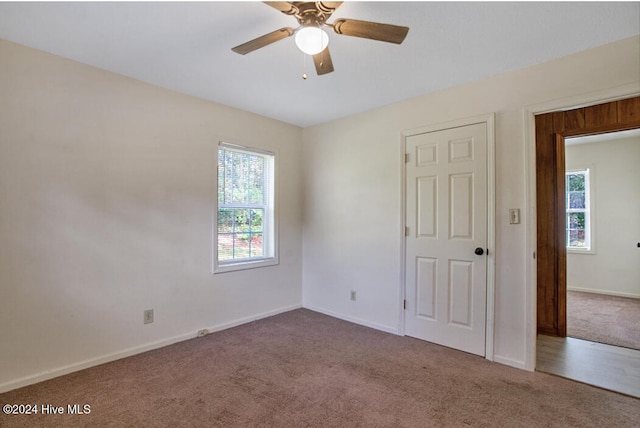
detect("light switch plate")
[509,209,520,224]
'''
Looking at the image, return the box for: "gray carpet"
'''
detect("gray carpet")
[2,309,639,427]
[567,290,640,350]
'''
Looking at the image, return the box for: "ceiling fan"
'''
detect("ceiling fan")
[231,1,410,76]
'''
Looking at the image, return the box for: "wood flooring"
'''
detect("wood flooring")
[537,334,640,398]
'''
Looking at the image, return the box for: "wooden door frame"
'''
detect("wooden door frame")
[534,96,640,337]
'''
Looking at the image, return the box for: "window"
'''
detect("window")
[214,142,277,273]
[566,168,592,251]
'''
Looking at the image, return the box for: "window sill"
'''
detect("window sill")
[213,257,279,274]
[567,248,596,255]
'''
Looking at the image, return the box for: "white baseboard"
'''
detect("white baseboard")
[0,304,301,394]
[305,306,531,371]
[568,287,640,299]
[203,304,302,335]
[303,305,400,335]
[493,354,527,371]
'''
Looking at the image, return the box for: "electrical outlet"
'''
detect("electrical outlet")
[197,329,209,337]
[350,290,356,301]
[143,309,154,324]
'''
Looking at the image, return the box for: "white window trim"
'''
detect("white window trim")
[566,166,596,255]
[213,141,279,273]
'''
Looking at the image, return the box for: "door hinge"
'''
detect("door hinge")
[405,153,409,163]
[405,226,409,236]
[403,299,407,310]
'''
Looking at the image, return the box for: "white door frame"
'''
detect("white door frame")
[399,113,496,361]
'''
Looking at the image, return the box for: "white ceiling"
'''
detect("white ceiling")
[0,2,638,128]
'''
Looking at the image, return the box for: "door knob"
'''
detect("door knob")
[475,247,485,256]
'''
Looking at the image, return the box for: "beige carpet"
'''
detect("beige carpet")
[567,290,640,350]
[1,309,639,427]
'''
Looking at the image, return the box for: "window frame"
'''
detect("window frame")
[213,141,279,273]
[565,167,595,254]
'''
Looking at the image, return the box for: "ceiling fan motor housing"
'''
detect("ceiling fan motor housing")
[293,2,333,28]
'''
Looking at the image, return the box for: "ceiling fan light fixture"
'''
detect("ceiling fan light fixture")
[294,26,329,55]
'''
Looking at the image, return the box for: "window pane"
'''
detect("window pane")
[250,209,263,232]
[217,208,234,261]
[568,212,584,230]
[567,174,585,191]
[250,209,263,257]
[234,233,251,259]
[218,154,226,204]
[568,191,585,209]
[231,153,246,204]
[218,149,266,206]
[250,233,263,258]
[248,156,265,205]
[567,211,586,248]
[218,234,233,261]
[218,208,233,231]
[224,149,237,204]
[234,208,250,232]
[568,229,586,248]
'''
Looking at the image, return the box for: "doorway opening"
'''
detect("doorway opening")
[535,96,640,337]
[534,96,640,397]
[564,129,640,351]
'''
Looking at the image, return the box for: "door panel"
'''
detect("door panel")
[416,257,436,319]
[417,177,437,237]
[450,173,473,239]
[449,259,472,327]
[405,122,488,356]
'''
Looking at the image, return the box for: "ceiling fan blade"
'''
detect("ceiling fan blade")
[313,47,334,75]
[231,27,295,55]
[263,2,298,15]
[332,18,409,44]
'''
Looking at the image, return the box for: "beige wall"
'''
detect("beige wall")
[0,39,304,392]
[301,36,640,368]
[2,34,640,391]
[566,135,640,298]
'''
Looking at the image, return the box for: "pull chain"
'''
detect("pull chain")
[302,52,308,80]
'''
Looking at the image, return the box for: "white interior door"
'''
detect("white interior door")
[404,122,488,356]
